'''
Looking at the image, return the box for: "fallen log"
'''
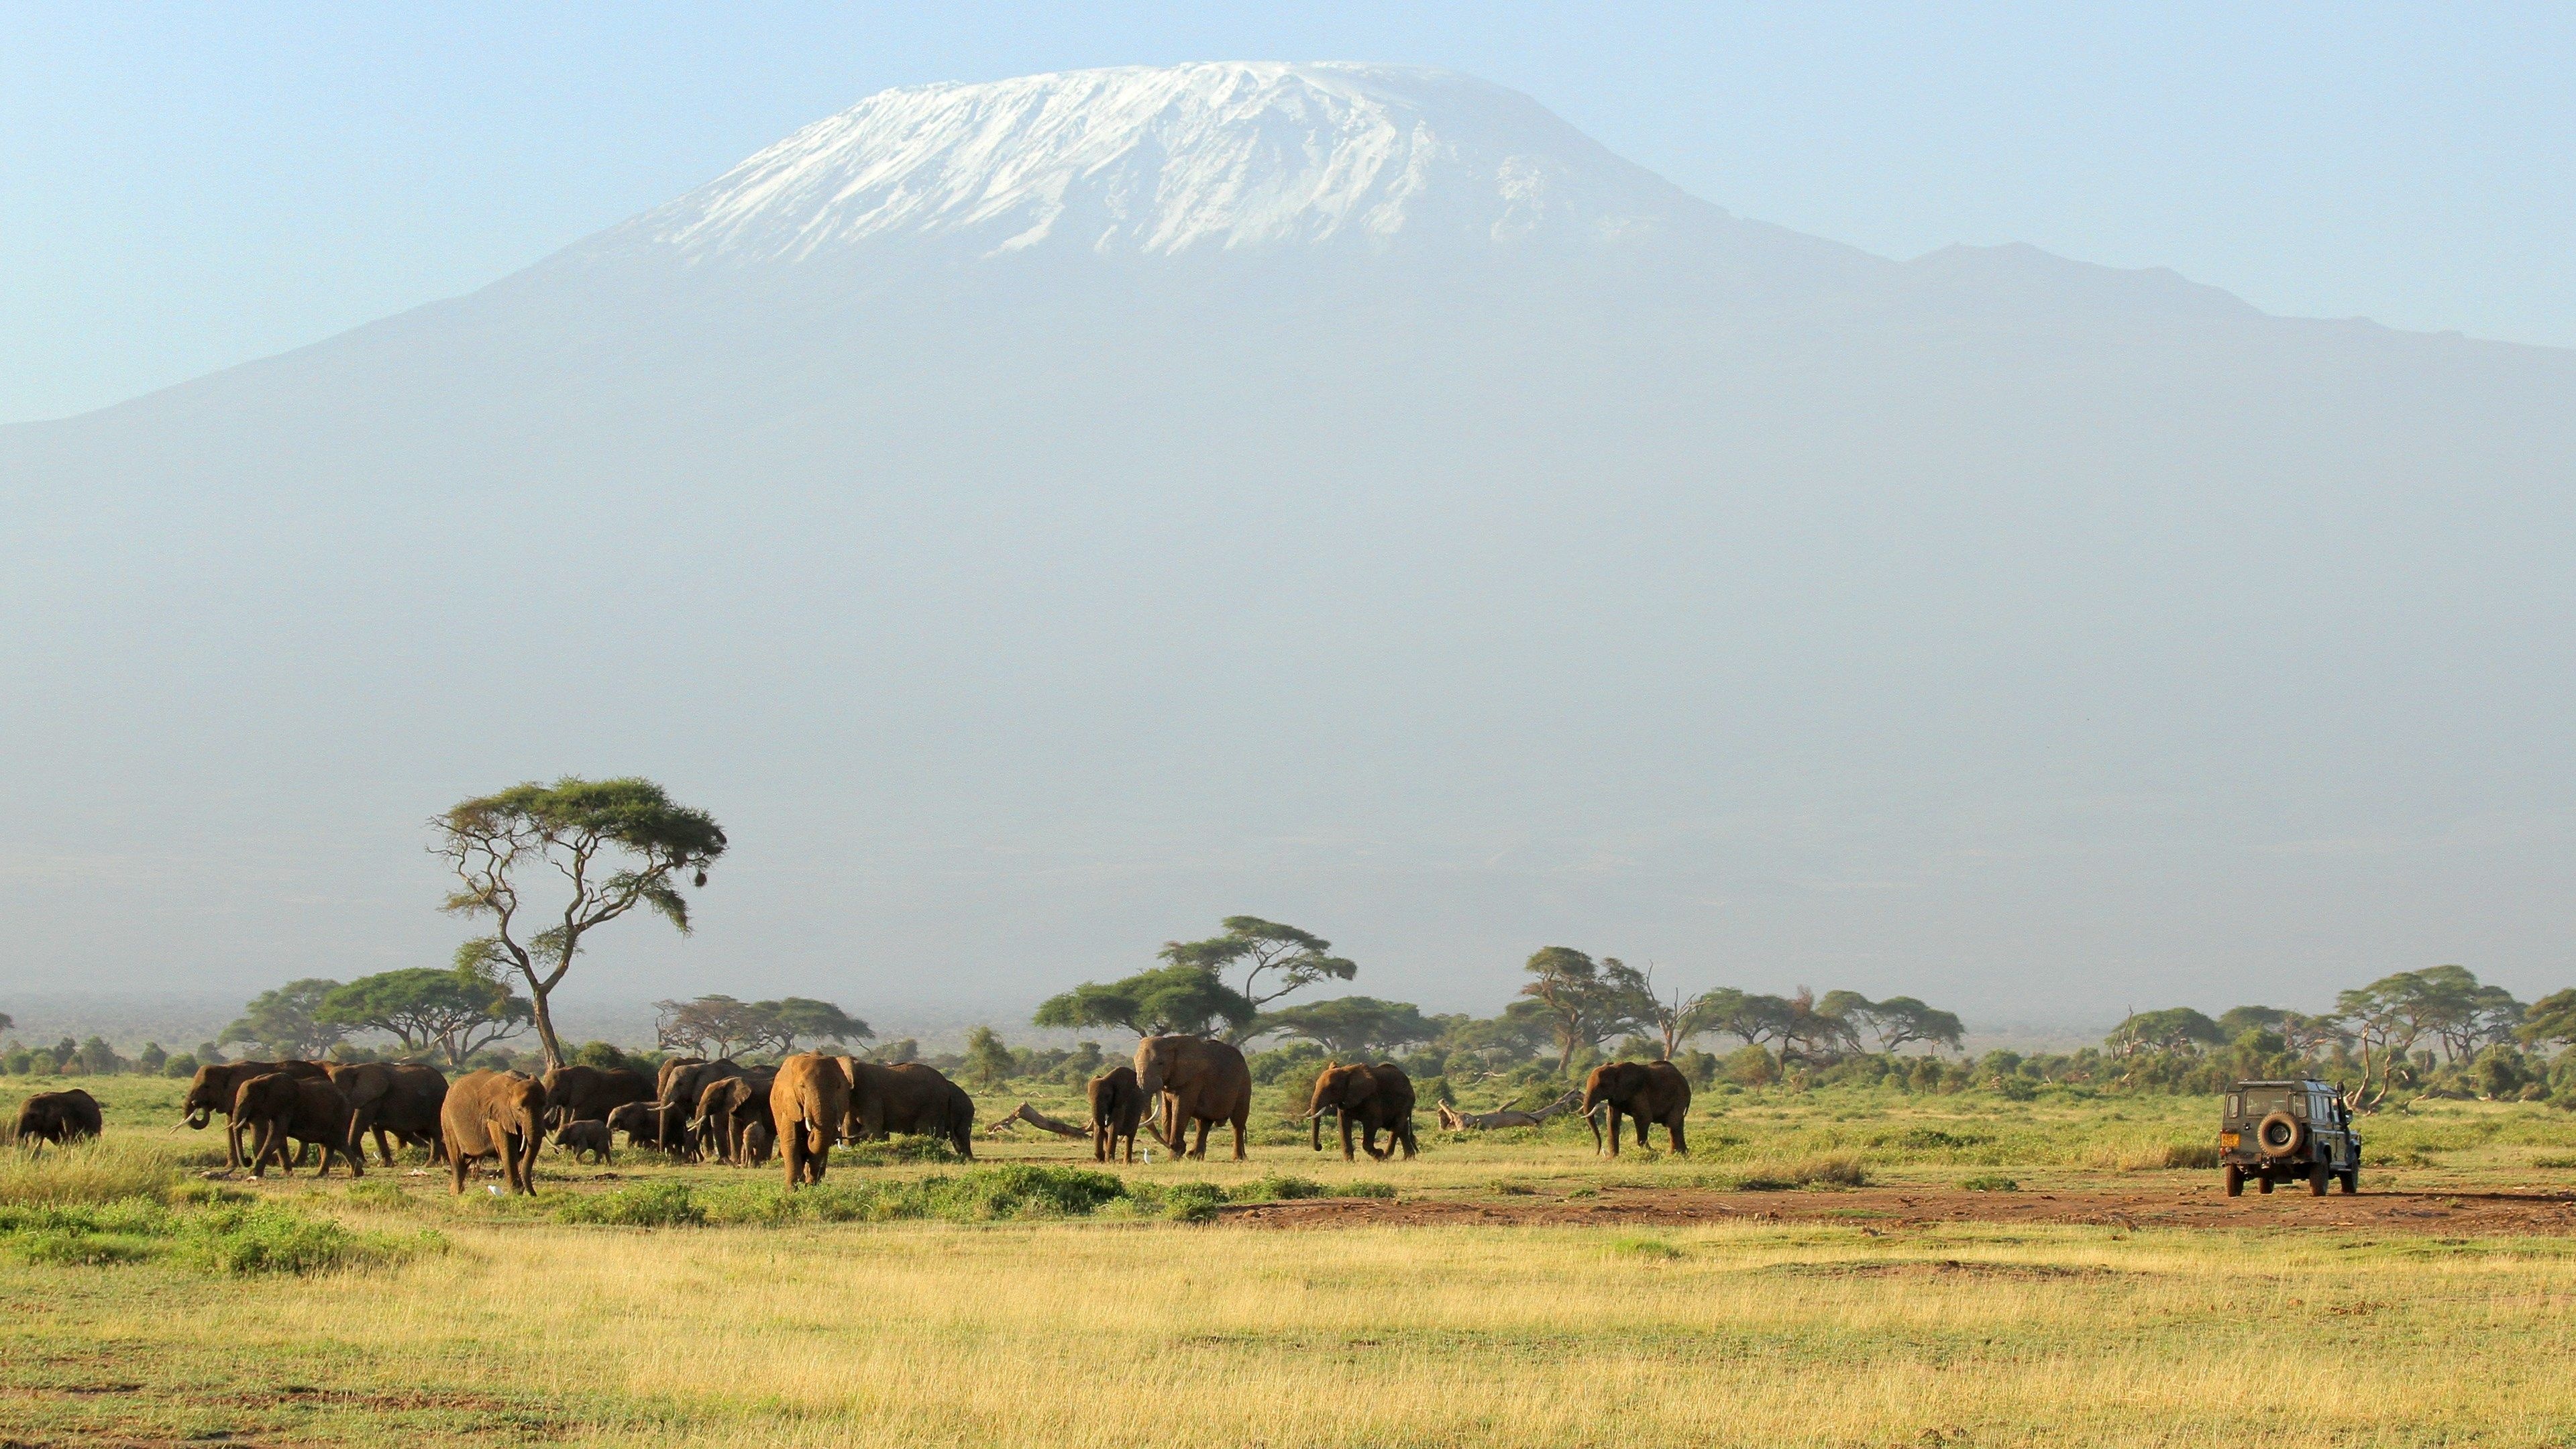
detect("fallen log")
[983,1102,1089,1138]
[1436,1090,1585,1131]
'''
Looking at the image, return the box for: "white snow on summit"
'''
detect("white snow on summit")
[627,62,1709,262]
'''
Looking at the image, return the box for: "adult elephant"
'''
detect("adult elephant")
[374,1063,451,1163]
[694,1069,778,1165]
[1308,1062,1419,1162]
[15,1088,103,1148]
[180,1059,329,1168]
[542,1065,654,1129]
[1088,1067,1145,1164]
[606,1101,687,1154]
[443,1069,545,1195]
[241,1075,362,1179]
[1580,1060,1691,1157]
[657,1059,746,1160]
[322,1061,450,1167]
[1135,1035,1251,1161]
[771,1053,851,1188]
[840,1060,975,1158]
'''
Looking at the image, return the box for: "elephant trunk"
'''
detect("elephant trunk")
[1311,1107,1325,1152]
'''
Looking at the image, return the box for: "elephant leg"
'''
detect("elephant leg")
[227,1114,246,1171]
[1340,1112,1356,1162]
[1607,1108,1623,1157]
[447,1136,468,1194]
[1231,1105,1248,1162]
[1190,1117,1210,1160]
[781,1126,805,1188]
[1667,1116,1687,1156]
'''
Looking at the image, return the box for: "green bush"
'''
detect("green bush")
[555,1181,706,1228]
[1228,1173,1328,1202]
[1959,1174,2021,1192]
[1136,1181,1226,1223]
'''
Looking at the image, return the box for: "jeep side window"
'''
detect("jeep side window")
[2226,1094,2243,1119]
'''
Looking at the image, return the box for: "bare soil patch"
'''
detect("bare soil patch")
[1220,1183,2576,1236]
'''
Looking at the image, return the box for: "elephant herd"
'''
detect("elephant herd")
[18,1042,1697,1190]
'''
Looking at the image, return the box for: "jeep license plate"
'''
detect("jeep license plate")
[2218,1132,2240,1149]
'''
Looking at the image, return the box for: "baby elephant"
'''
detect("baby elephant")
[553,1119,613,1165]
[1087,1067,1146,1163]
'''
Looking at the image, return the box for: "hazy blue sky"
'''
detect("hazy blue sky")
[3,3,2569,425]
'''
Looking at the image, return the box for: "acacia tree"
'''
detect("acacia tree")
[1033,964,1256,1038]
[651,994,871,1057]
[1518,948,1648,1072]
[1259,997,1438,1058]
[1160,918,1356,1033]
[220,979,350,1059]
[436,777,727,1071]
[319,960,533,1066]
[1840,995,1965,1054]
[2517,988,2576,1054]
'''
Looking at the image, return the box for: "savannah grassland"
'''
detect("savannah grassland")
[7,1077,2576,1447]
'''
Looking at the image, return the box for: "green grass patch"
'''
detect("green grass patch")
[557,1181,707,1228]
[0,1190,436,1276]
[555,1166,1138,1228]
[1609,1235,1684,1259]
[1960,1174,2021,1192]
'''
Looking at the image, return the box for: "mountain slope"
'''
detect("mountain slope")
[5,64,2573,1026]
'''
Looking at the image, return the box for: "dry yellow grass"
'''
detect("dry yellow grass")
[9,1210,2576,1446]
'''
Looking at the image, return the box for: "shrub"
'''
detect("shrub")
[1959,1174,2020,1192]
[1332,1181,1397,1199]
[555,1181,706,1228]
[839,1136,965,1166]
[1228,1173,1328,1203]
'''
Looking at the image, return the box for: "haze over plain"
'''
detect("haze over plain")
[5,60,2571,1032]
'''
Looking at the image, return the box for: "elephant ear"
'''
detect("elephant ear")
[1341,1068,1378,1105]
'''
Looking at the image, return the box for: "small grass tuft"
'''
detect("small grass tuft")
[1609,1235,1683,1260]
[1959,1174,2021,1192]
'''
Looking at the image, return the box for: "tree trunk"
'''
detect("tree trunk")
[526,981,566,1071]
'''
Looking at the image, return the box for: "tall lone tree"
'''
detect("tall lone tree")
[1159,917,1356,1038]
[434,777,727,1071]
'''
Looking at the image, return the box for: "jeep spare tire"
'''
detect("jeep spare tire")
[2255,1110,2304,1158]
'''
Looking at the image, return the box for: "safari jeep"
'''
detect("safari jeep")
[2219,1079,2361,1197]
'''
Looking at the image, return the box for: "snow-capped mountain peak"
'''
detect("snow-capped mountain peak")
[620,62,1710,262]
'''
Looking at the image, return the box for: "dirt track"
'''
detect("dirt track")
[1222,1184,2576,1236]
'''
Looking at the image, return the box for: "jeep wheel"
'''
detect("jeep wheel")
[2338,1167,2359,1195]
[2308,1164,2330,1195]
[2224,1165,2244,1197]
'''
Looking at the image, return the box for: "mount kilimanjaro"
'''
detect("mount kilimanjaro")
[7,63,2573,1024]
